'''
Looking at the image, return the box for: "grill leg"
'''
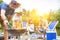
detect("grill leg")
[18,35,20,40]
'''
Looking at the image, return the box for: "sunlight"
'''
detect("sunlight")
[3,0,11,4]
[37,7,51,16]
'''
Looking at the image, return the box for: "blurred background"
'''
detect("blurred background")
[0,0,60,36]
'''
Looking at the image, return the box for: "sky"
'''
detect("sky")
[3,0,60,15]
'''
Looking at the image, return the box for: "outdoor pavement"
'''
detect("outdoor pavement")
[8,36,60,40]
[9,38,60,40]
[9,35,43,40]
[0,33,60,40]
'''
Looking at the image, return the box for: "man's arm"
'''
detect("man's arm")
[1,9,7,20]
[1,9,8,26]
[1,9,8,40]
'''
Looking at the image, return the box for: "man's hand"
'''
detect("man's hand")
[3,19,9,27]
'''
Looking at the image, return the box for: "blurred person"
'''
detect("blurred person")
[37,16,48,40]
[12,12,22,40]
[26,19,34,40]
[12,12,22,29]
[27,19,34,35]
[0,0,20,40]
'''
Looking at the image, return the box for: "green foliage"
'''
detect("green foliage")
[56,29,60,36]
[48,10,57,21]
[0,0,3,4]
[56,9,60,27]
[48,9,60,36]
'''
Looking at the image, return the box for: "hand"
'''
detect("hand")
[3,19,8,26]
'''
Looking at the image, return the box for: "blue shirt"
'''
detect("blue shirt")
[0,3,15,17]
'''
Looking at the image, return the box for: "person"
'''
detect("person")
[0,0,20,40]
[12,12,22,29]
[37,16,48,40]
[27,19,34,35]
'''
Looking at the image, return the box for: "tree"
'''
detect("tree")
[48,9,60,36]
[31,9,40,26]
[22,9,30,22]
[0,0,3,3]
[56,9,60,27]
[48,10,57,22]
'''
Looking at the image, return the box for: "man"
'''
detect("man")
[37,16,48,40]
[0,0,20,40]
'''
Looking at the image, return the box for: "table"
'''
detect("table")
[7,28,27,40]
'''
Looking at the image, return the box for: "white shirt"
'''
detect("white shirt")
[12,14,22,22]
[27,24,34,32]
